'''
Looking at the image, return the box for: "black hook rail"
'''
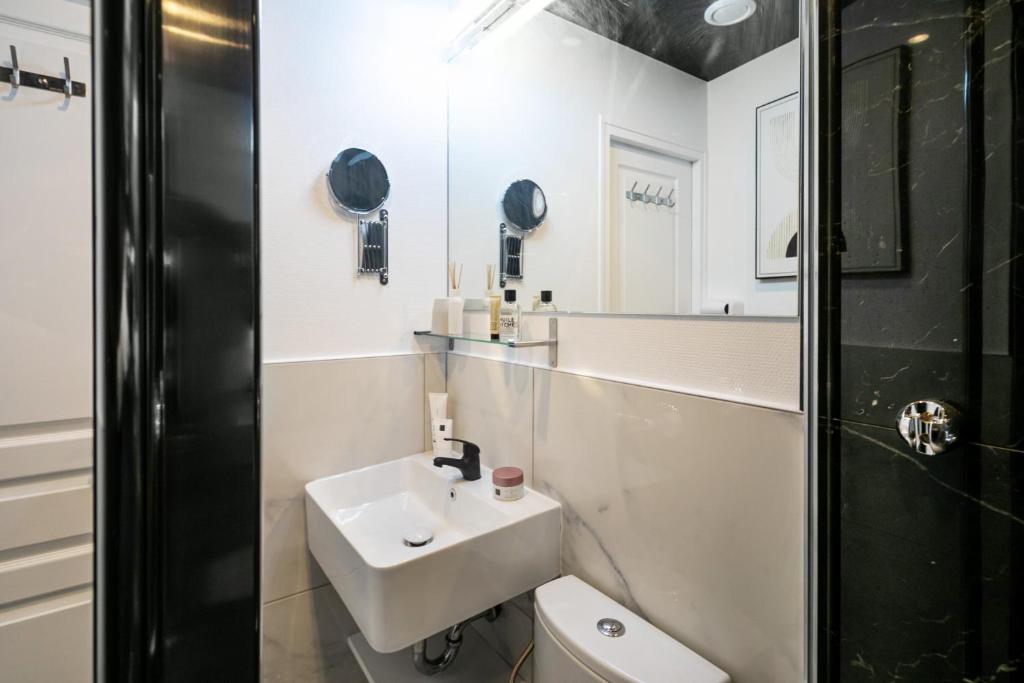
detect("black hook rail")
[3,46,86,98]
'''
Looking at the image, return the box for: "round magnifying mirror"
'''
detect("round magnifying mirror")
[327,148,390,215]
[502,179,547,232]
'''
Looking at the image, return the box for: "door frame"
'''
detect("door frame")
[598,121,707,313]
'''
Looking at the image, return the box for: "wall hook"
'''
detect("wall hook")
[643,184,651,202]
[626,180,642,202]
[654,186,664,205]
[62,57,71,100]
[9,45,19,88]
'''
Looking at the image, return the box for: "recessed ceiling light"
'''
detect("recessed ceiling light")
[907,33,930,45]
[704,0,757,27]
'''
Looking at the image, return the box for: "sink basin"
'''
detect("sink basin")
[305,452,561,653]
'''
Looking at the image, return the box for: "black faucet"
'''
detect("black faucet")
[433,438,481,481]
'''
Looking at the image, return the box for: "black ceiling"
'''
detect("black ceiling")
[547,0,798,81]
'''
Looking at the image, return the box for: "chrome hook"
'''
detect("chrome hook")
[643,184,652,202]
[626,180,640,202]
[654,186,664,205]
[9,45,19,88]
[63,57,71,99]
[666,188,675,208]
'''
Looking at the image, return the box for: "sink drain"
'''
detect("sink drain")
[402,526,434,548]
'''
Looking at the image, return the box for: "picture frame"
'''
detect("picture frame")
[755,91,800,279]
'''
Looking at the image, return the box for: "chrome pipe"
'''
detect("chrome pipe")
[411,606,502,676]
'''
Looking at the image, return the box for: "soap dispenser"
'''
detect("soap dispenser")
[499,289,521,341]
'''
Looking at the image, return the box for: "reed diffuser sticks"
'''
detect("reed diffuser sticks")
[448,262,463,291]
[447,262,464,335]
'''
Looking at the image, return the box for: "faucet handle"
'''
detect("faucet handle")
[444,437,480,459]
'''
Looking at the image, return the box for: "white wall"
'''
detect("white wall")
[705,40,801,316]
[448,10,707,310]
[260,0,450,362]
[259,2,453,677]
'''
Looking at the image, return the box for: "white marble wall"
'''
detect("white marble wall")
[448,355,805,683]
[261,352,803,682]
[446,354,533,483]
[261,353,445,682]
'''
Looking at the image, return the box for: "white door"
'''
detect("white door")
[0,6,93,682]
[609,143,693,314]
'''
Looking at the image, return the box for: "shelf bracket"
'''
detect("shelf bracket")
[547,318,557,367]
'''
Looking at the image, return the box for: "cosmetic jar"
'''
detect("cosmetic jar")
[492,467,525,501]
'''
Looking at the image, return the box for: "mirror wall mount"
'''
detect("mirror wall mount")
[499,223,523,288]
[326,148,391,285]
[358,210,389,285]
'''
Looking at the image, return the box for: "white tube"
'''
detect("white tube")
[428,393,448,420]
[431,418,453,455]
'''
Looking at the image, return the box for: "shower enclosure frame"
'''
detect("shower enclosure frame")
[800,0,823,681]
[93,0,262,679]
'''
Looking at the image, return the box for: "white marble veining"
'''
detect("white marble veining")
[532,369,805,683]
[262,355,428,603]
[446,354,534,484]
[261,586,366,683]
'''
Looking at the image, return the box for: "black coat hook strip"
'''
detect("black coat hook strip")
[0,67,86,97]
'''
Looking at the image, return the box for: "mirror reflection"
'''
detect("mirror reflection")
[448,0,800,316]
[503,179,548,232]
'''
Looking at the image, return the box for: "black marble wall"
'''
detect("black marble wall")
[820,0,1024,680]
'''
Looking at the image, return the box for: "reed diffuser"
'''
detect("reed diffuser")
[448,262,464,336]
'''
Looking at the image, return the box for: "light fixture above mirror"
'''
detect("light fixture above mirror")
[446,0,556,61]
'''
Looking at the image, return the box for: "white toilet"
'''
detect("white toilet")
[533,576,730,683]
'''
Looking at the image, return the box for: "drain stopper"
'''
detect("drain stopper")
[402,526,434,548]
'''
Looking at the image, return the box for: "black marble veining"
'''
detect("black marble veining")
[820,0,1024,680]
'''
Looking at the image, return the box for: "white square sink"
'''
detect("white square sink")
[305,452,561,653]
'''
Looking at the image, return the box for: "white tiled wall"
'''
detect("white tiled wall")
[261,351,804,682]
[430,311,802,411]
[448,355,806,683]
[262,585,361,683]
[260,353,445,681]
[446,354,534,484]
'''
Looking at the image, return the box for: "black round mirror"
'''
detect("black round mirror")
[327,148,390,214]
[502,179,547,232]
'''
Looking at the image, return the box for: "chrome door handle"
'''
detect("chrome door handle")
[897,400,961,456]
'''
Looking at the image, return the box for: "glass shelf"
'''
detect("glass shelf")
[414,318,558,366]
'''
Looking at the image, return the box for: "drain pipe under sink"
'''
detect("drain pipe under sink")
[412,605,503,675]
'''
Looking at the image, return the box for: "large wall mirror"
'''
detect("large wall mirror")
[447,0,800,317]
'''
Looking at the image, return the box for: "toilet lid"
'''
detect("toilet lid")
[535,576,730,683]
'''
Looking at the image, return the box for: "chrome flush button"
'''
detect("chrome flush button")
[597,618,625,637]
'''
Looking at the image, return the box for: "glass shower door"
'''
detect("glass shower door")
[819,0,1024,680]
